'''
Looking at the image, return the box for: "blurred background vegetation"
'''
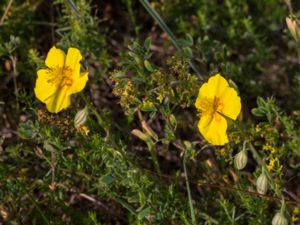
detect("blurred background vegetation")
[0,0,300,224]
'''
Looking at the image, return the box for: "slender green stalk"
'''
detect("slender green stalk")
[183,154,196,225]
[236,122,281,197]
[66,0,81,17]
[27,193,51,225]
[79,93,111,140]
[297,47,300,64]
[147,142,161,174]
[112,195,137,216]
[248,142,281,197]
[10,55,19,112]
[139,0,202,79]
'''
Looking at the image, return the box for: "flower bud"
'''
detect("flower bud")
[234,150,248,170]
[169,114,177,128]
[256,172,269,194]
[272,212,288,225]
[74,106,88,128]
[0,208,9,221]
[286,17,300,42]
[142,121,158,141]
[131,129,151,142]
[144,60,155,72]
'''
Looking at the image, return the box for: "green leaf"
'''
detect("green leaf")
[144,37,152,50]
[137,206,151,219]
[251,108,265,117]
[99,174,114,185]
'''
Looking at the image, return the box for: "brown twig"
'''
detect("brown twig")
[78,193,110,211]
[0,0,13,26]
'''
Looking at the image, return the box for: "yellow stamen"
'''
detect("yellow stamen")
[198,96,224,122]
[47,66,73,88]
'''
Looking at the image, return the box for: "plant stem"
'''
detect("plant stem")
[248,142,281,197]
[147,142,161,174]
[10,55,19,112]
[66,0,81,18]
[297,47,300,65]
[26,192,51,225]
[0,0,13,26]
[183,153,196,225]
[79,93,111,139]
[139,0,202,79]
[236,122,281,197]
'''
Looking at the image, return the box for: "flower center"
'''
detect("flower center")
[47,66,73,89]
[198,96,224,116]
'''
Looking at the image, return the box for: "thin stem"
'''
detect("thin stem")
[51,149,56,187]
[50,2,55,45]
[139,0,203,79]
[280,198,286,214]
[147,142,161,174]
[284,0,293,14]
[10,55,19,112]
[248,142,281,197]
[183,153,196,225]
[236,122,282,197]
[66,0,81,18]
[79,93,111,139]
[26,193,51,225]
[0,0,13,26]
[297,47,300,65]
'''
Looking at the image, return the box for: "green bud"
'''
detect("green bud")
[183,141,192,149]
[144,60,155,72]
[74,106,88,128]
[256,172,269,194]
[234,150,248,170]
[272,212,288,225]
[169,114,177,128]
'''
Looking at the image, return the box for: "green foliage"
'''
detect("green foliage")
[111,38,198,117]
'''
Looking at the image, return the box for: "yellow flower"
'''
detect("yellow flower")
[263,144,276,154]
[77,125,90,136]
[195,74,241,145]
[267,157,277,171]
[34,46,88,113]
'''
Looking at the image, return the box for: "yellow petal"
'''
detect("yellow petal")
[69,71,88,94]
[44,87,71,113]
[45,46,66,68]
[198,113,228,145]
[65,47,82,79]
[218,87,241,120]
[34,69,57,103]
[195,73,229,109]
